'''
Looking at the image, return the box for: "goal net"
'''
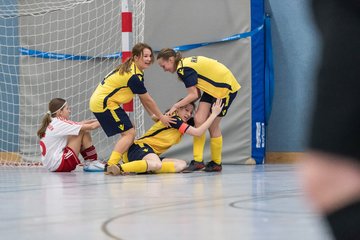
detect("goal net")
[0,0,145,166]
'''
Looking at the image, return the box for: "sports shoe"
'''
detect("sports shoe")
[204,161,222,172]
[182,160,205,172]
[105,163,123,176]
[83,160,105,172]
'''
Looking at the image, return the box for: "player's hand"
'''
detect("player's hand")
[211,99,224,116]
[159,114,176,127]
[166,104,178,116]
[87,119,98,123]
[81,120,100,131]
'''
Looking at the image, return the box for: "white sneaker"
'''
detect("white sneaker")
[83,160,105,172]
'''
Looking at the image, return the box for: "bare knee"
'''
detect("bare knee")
[80,131,93,145]
[146,159,162,171]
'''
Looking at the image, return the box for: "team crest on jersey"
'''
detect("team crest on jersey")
[119,124,124,131]
[137,74,144,81]
[191,56,198,63]
[143,148,149,152]
[178,68,184,76]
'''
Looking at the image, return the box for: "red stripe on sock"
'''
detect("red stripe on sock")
[81,145,98,161]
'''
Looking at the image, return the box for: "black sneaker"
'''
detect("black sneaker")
[182,160,205,173]
[104,163,123,176]
[204,161,222,172]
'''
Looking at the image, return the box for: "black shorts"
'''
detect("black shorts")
[126,143,165,162]
[127,143,156,162]
[200,91,238,117]
[92,107,133,137]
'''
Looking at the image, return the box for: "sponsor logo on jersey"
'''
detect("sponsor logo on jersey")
[191,56,198,63]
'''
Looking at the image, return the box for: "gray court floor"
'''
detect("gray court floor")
[0,164,332,240]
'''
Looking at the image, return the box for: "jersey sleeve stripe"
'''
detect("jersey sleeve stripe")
[179,123,189,134]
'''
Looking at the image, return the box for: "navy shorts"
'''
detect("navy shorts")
[200,91,238,117]
[92,107,133,137]
[127,143,156,162]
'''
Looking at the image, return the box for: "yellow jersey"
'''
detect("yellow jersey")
[177,56,241,98]
[89,63,147,113]
[134,116,190,155]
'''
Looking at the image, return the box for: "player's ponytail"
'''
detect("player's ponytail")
[117,42,154,74]
[37,98,66,138]
[174,51,182,66]
[157,48,182,69]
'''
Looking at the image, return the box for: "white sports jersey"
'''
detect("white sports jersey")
[39,117,81,171]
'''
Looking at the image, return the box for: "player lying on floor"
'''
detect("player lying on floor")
[105,99,223,175]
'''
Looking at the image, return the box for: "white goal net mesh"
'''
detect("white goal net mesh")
[0,0,145,166]
[132,0,145,140]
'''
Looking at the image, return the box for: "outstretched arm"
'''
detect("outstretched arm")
[80,119,98,124]
[138,93,175,127]
[167,86,200,115]
[80,120,100,131]
[185,99,223,137]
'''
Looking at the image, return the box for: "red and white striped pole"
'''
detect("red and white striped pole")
[121,0,133,113]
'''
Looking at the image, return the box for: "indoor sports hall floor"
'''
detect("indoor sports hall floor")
[0,164,333,240]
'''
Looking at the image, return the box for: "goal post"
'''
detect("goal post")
[130,0,146,140]
[122,0,146,139]
[0,0,146,166]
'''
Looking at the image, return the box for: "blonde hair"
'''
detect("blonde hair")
[37,98,66,138]
[115,42,155,74]
[157,48,182,68]
[165,99,196,115]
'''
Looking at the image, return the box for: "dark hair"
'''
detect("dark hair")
[157,48,182,68]
[116,42,154,74]
[37,98,66,138]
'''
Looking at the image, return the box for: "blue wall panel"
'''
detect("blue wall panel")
[0,2,20,151]
[251,0,266,163]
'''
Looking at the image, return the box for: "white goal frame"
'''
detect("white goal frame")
[0,0,145,166]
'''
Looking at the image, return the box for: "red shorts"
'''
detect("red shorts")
[56,147,81,172]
